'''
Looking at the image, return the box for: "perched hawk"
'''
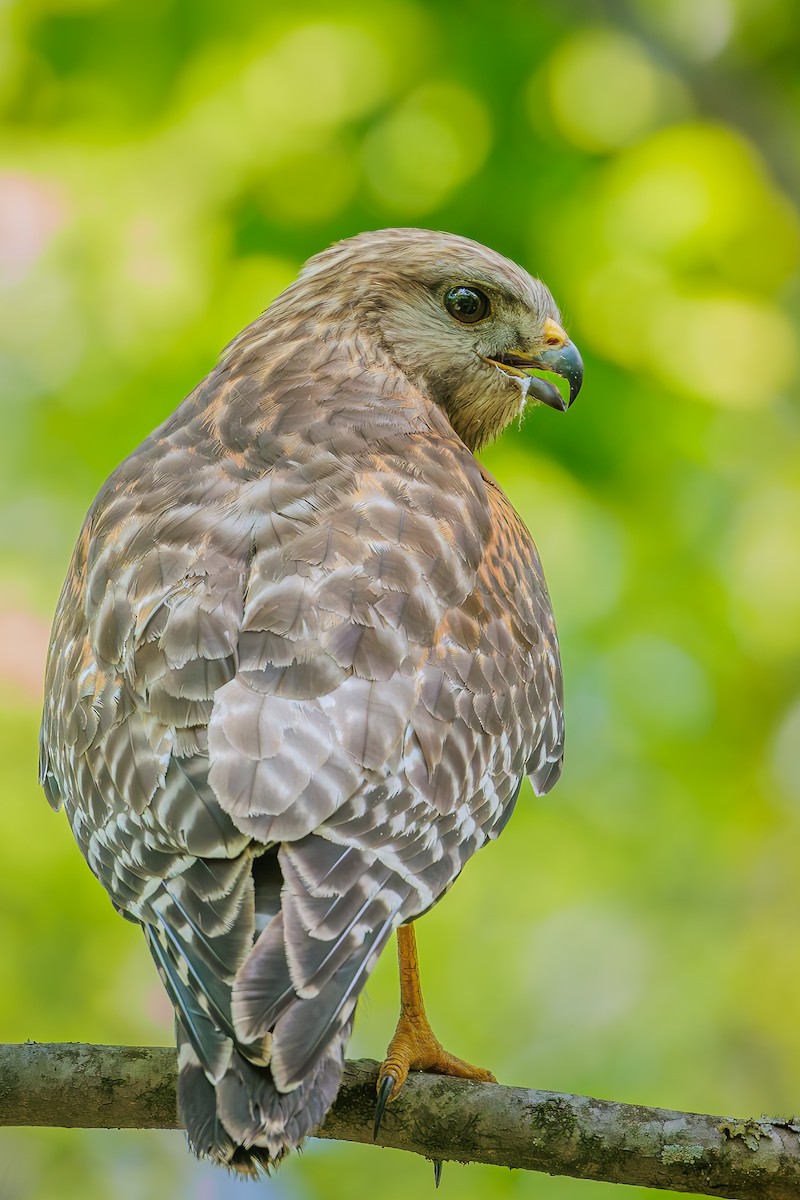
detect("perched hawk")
[40,229,582,1172]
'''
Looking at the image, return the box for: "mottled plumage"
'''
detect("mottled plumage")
[40,228,581,1172]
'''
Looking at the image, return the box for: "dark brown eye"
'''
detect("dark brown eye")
[444,286,491,324]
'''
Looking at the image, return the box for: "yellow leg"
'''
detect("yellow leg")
[374,923,495,1135]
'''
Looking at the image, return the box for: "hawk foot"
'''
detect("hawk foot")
[373,1010,495,1138]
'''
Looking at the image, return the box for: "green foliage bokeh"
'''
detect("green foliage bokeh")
[1,1,799,1197]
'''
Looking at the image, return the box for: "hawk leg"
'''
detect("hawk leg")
[373,922,495,1138]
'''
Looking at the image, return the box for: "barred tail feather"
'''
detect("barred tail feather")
[217,1025,351,1161]
[173,835,412,1171]
[176,1030,239,1169]
[176,1017,352,1173]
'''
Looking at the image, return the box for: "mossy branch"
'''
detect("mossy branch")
[2,1043,800,1198]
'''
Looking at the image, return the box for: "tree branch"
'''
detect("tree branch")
[1,1043,799,1197]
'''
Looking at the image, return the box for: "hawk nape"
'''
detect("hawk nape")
[40,228,582,1173]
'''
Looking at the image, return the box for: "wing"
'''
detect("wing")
[40,352,562,1112]
[207,424,563,1090]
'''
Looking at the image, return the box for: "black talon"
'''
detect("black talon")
[373,1073,395,1140]
[433,1159,443,1187]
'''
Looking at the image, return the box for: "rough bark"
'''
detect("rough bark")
[1,1042,799,1198]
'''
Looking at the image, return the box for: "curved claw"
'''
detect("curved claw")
[373,1072,396,1140]
[433,1159,443,1188]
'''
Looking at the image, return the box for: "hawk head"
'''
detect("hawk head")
[289,227,583,450]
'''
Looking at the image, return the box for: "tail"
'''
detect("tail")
[159,834,411,1172]
[176,1020,352,1173]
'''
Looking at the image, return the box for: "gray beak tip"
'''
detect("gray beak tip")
[537,339,584,408]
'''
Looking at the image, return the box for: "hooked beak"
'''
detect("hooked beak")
[485,318,584,412]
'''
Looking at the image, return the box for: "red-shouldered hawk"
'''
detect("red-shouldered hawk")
[40,229,582,1172]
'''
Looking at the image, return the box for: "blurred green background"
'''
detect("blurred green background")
[1,0,800,1197]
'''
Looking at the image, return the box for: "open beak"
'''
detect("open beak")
[485,319,584,412]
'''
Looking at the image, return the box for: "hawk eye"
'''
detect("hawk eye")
[444,286,491,324]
